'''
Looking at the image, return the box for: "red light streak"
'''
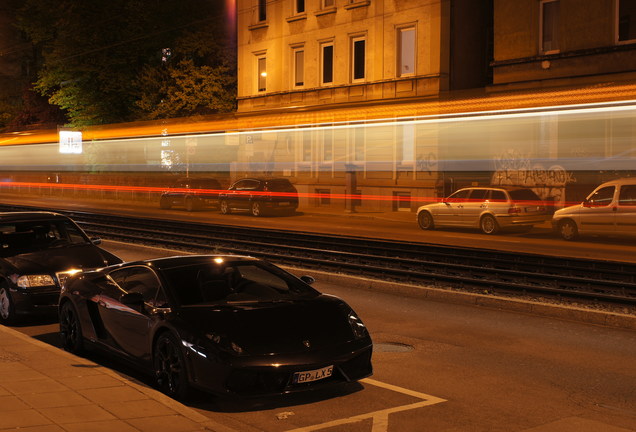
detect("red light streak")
[0,181,569,207]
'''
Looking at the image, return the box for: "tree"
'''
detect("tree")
[15,0,236,127]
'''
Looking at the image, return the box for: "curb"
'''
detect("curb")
[288,267,636,331]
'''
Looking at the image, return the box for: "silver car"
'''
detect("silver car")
[417,187,548,234]
[552,178,636,240]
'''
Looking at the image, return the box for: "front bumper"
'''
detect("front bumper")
[11,286,60,316]
[185,340,373,397]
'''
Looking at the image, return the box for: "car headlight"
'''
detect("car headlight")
[206,333,245,355]
[348,310,369,339]
[17,274,56,288]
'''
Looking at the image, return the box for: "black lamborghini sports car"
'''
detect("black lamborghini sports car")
[59,255,373,399]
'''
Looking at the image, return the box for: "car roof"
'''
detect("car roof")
[128,254,260,271]
[597,178,636,187]
[0,211,69,223]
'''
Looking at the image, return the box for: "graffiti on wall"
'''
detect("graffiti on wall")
[491,149,576,207]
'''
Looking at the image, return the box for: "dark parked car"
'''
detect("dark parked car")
[218,178,299,216]
[159,177,222,211]
[0,212,122,324]
[59,255,372,399]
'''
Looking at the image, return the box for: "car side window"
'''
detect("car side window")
[446,189,471,203]
[618,185,636,206]
[110,267,167,307]
[467,189,488,201]
[586,186,615,207]
[489,190,507,202]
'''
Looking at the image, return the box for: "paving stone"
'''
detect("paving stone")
[62,419,141,432]
[0,395,30,411]
[79,386,148,404]
[127,415,205,432]
[38,405,116,424]
[0,409,52,429]
[19,390,91,409]
[101,399,177,419]
[1,378,69,395]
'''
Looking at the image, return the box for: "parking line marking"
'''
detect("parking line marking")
[286,378,447,432]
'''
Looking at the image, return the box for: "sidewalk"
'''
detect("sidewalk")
[0,324,230,432]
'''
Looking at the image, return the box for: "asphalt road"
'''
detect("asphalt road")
[11,240,636,432]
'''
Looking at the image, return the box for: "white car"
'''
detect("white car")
[552,178,636,240]
[416,187,548,235]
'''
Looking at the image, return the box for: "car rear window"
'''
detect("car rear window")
[265,179,297,192]
[508,189,541,202]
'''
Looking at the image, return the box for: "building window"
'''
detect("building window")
[353,126,365,161]
[618,0,636,42]
[351,36,366,81]
[315,189,331,205]
[257,55,267,92]
[540,0,559,53]
[398,27,416,77]
[321,42,334,84]
[322,127,333,161]
[323,0,335,7]
[296,0,305,14]
[302,130,312,162]
[393,191,412,212]
[258,0,267,21]
[293,47,304,87]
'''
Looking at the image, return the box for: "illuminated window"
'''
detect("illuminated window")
[322,127,333,161]
[618,0,636,42]
[293,47,304,87]
[302,130,312,162]
[351,36,366,81]
[540,0,559,53]
[321,42,334,84]
[258,0,267,21]
[353,126,365,161]
[398,27,416,77]
[257,55,266,92]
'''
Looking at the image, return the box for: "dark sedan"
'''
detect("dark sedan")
[218,178,299,216]
[159,177,222,211]
[59,255,373,399]
[0,212,122,324]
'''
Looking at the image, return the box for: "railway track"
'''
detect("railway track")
[1,203,635,307]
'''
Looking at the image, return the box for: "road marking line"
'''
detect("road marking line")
[286,378,447,432]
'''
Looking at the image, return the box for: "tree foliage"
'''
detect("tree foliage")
[15,0,236,127]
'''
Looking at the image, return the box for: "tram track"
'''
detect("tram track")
[2,203,635,308]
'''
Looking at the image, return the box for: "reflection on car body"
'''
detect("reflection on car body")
[59,255,373,399]
[552,178,636,240]
[159,177,222,211]
[417,187,548,234]
[218,177,299,216]
[0,212,122,324]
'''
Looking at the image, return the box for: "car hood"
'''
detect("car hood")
[554,204,583,217]
[178,296,356,355]
[2,245,117,275]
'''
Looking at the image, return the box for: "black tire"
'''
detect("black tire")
[250,201,262,217]
[59,301,84,354]
[417,211,434,230]
[480,214,500,235]
[159,197,172,210]
[220,200,231,214]
[558,219,579,241]
[0,285,16,325]
[154,332,191,401]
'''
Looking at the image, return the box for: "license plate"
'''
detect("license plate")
[293,365,333,384]
[279,201,290,206]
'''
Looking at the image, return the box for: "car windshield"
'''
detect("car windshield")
[162,260,319,306]
[0,219,90,256]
